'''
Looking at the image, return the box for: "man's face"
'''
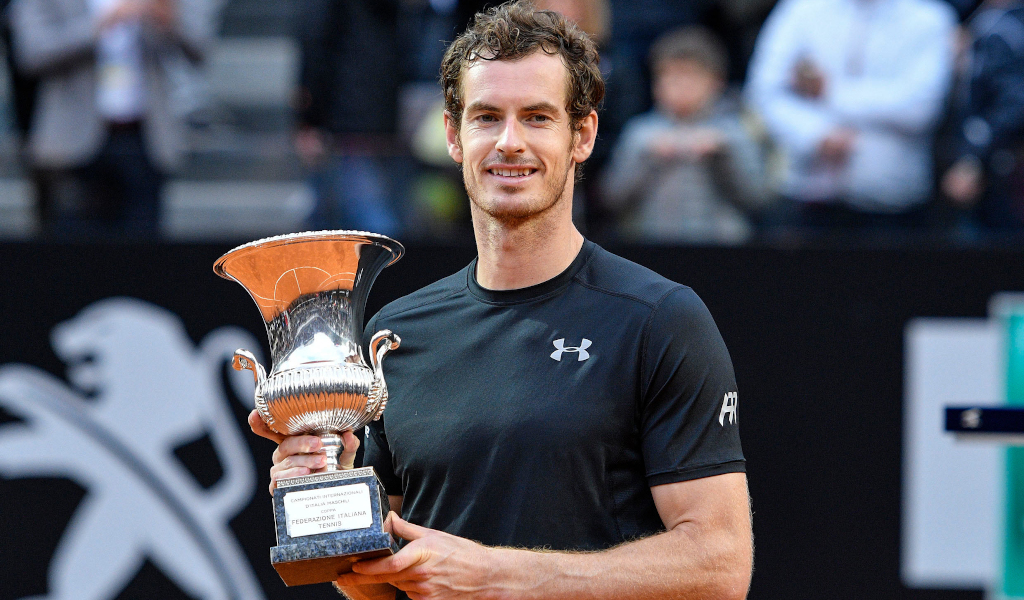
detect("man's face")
[653,59,723,119]
[445,51,596,223]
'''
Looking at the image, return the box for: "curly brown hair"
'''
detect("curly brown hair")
[439,0,604,135]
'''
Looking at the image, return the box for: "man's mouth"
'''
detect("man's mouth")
[487,167,538,178]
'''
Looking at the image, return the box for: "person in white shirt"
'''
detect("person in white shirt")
[745,0,957,229]
[11,0,215,239]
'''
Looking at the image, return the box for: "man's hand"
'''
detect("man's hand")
[685,128,727,160]
[942,157,984,207]
[337,514,498,599]
[792,57,826,99]
[247,409,360,494]
[99,0,176,31]
[649,129,726,162]
[294,127,329,167]
[817,127,856,165]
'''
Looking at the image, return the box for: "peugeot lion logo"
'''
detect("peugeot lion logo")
[0,298,267,600]
[551,338,592,362]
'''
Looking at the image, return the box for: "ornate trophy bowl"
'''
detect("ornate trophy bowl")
[214,230,403,586]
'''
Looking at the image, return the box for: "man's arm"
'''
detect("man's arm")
[10,0,98,76]
[337,472,752,600]
[828,5,955,133]
[744,0,838,160]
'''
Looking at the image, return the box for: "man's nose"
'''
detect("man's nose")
[495,119,525,154]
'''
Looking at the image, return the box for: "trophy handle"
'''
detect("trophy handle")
[366,330,400,423]
[368,330,400,375]
[232,349,267,386]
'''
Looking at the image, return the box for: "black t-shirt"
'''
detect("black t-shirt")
[362,239,743,552]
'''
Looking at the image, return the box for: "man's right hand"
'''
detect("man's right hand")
[817,128,856,165]
[942,157,983,207]
[247,409,361,495]
[99,0,176,31]
[792,57,826,99]
[294,127,328,167]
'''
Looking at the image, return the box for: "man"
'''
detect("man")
[251,3,752,599]
[941,0,1024,231]
[294,0,404,235]
[601,26,769,243]
[10,0,216,239]
[745,0,956,229]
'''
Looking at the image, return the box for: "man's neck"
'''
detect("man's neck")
[471,196,584,292]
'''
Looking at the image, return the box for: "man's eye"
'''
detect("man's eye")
[530,115,550,122]
[478,114,497,122]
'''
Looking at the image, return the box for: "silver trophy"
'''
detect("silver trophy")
[214,230,403,586]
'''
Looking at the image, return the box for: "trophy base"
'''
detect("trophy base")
[271,467,398,586]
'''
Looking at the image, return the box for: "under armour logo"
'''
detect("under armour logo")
[551,338,592,362]
[719,392,738,426]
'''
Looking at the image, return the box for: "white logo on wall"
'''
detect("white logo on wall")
[0,298,266,600]
[551,338,592,362]
[719,392,738,426]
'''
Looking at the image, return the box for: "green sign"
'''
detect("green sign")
[1004,310,1024,596]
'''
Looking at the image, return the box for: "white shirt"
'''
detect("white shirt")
[745,0,957,211]
[90,0,147,122]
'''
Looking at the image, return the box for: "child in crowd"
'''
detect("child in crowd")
[600,27,769,243]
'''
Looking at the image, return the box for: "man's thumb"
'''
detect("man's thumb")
[388,513,429,541]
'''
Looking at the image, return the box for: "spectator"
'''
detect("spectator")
[745,0,957,231]
[1,0,36,139]
[602,0,710,140]
[10,0,216,239]
[534,0,610,45]
[600,27,769,244]
[942,0,1024,231]
[295,0,405,236]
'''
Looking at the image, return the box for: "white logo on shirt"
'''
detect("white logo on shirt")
[719,392,738,426]
[551,338,592,362]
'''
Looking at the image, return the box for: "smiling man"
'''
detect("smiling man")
[251,2,752,599]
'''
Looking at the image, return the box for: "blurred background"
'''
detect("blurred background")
[0,0,1022,598]
[0,0,1018,245]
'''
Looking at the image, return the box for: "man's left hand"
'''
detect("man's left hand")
[337,514,500,599]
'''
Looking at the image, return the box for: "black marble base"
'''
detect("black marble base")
[270,467,398,586]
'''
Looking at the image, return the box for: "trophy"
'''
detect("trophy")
[214,230,403,586]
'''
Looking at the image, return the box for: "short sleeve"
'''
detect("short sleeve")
[361,312,403,495]
[640,287,745,486]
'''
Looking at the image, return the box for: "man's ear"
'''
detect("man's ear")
[572,110,599,164]
[444,111,464,164]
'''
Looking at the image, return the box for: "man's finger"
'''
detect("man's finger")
[335,569,408,586]
[269,466,314,494]
[272,435,323,466]
[335,571,389,586]
[275,453,326,473]
[351,545,427,575]
[271,465,315,479]
[248,410,285,444]
[389,514,431,542]
[338,429,360,470]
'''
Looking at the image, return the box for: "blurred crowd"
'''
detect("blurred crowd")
[2,0,1023,244]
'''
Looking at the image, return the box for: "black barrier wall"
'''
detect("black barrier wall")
[0,242,1019,600]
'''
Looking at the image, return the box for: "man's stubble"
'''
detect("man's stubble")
[459,137,577,227]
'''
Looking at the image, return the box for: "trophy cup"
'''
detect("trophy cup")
[214,230,403,586]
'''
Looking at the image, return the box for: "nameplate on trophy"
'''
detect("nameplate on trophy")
[284,484,374,538]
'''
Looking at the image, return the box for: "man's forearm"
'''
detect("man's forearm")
[336,477,751,599]
[485,523,751,600]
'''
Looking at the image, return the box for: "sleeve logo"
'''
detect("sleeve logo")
[719,392,738,426]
